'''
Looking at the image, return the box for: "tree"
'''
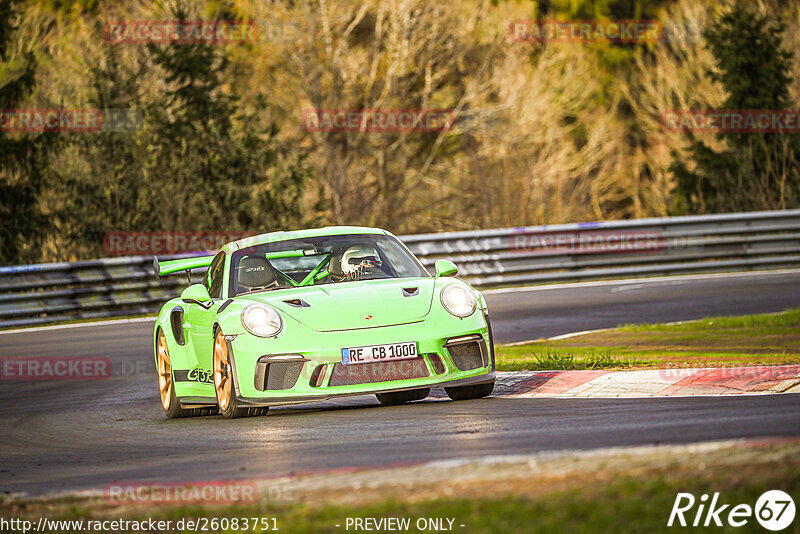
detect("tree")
[44,29,152,258]
[671,4,800,213]
[543,0,667,20]
[48,3,310,259]
[0,0,57,264]
[141,4,308,235]
[282,0,502,231]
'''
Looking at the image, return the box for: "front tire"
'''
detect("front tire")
[156,329,216,418]
[444,381,494,401]
[213,329,269,419]
[376,388,430,405]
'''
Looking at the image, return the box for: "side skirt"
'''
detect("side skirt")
[179,396,218,409]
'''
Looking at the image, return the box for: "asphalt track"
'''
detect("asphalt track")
[1,270,799,496]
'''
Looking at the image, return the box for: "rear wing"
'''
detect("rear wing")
[153,255,215,278]
[152,249,316,279]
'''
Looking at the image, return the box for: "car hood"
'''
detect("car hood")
[238,277,435,331]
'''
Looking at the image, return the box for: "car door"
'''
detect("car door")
[185,251,226,385]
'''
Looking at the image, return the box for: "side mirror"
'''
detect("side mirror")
[434,259,458,278]
[181,284,213,309]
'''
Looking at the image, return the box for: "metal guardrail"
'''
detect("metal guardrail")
[1,210,799,328]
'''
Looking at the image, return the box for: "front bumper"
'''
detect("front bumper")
[227,310,495,406]
[238,372,496,407]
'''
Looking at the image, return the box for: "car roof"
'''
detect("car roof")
[222,226,389,254]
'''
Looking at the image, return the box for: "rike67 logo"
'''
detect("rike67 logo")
[668,490,796,531]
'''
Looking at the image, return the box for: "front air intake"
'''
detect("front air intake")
[428,353,446,374]
[445,335,488,371]
[254,355,307,391]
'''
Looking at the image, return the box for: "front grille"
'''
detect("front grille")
[329,357,429,386]
[254,360,304,391]
[448,341,486,371]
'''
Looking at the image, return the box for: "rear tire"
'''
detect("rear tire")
[376,388,430,405]
[156,329,217,418]
[444,381,494,401]
[213,329,269,419]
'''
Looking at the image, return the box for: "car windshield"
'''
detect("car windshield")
[229,233,429,296]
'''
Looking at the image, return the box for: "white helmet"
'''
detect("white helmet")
[341,245,382,280]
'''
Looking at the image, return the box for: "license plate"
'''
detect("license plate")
[341,341,418,365]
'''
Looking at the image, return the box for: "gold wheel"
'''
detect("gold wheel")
[156,331,173,411]
[214,331,232,411]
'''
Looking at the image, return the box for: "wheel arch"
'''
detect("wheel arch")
[153,299,181,359]
[211,322,244,397]
[153,325,161,367]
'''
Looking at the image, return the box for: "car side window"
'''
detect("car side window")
[206,252,226,299]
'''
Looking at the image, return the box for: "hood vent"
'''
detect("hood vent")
[283,298,310,308]
[402,287,419,297]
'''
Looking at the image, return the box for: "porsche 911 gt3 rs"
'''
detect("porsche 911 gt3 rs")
[152,226,495,418]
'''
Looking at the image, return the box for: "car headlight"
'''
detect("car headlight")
[440,283,477,318]
[241,304,283,337]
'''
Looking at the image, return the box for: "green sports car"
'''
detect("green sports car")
[152,226,495,419]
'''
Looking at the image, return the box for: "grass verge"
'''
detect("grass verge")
[495,307,800,371]
[2,440,798,533]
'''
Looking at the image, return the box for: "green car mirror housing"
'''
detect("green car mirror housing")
[181,283,213,308]
[435,259,458,277]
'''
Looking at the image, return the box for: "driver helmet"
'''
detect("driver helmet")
[341,245,382,280]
